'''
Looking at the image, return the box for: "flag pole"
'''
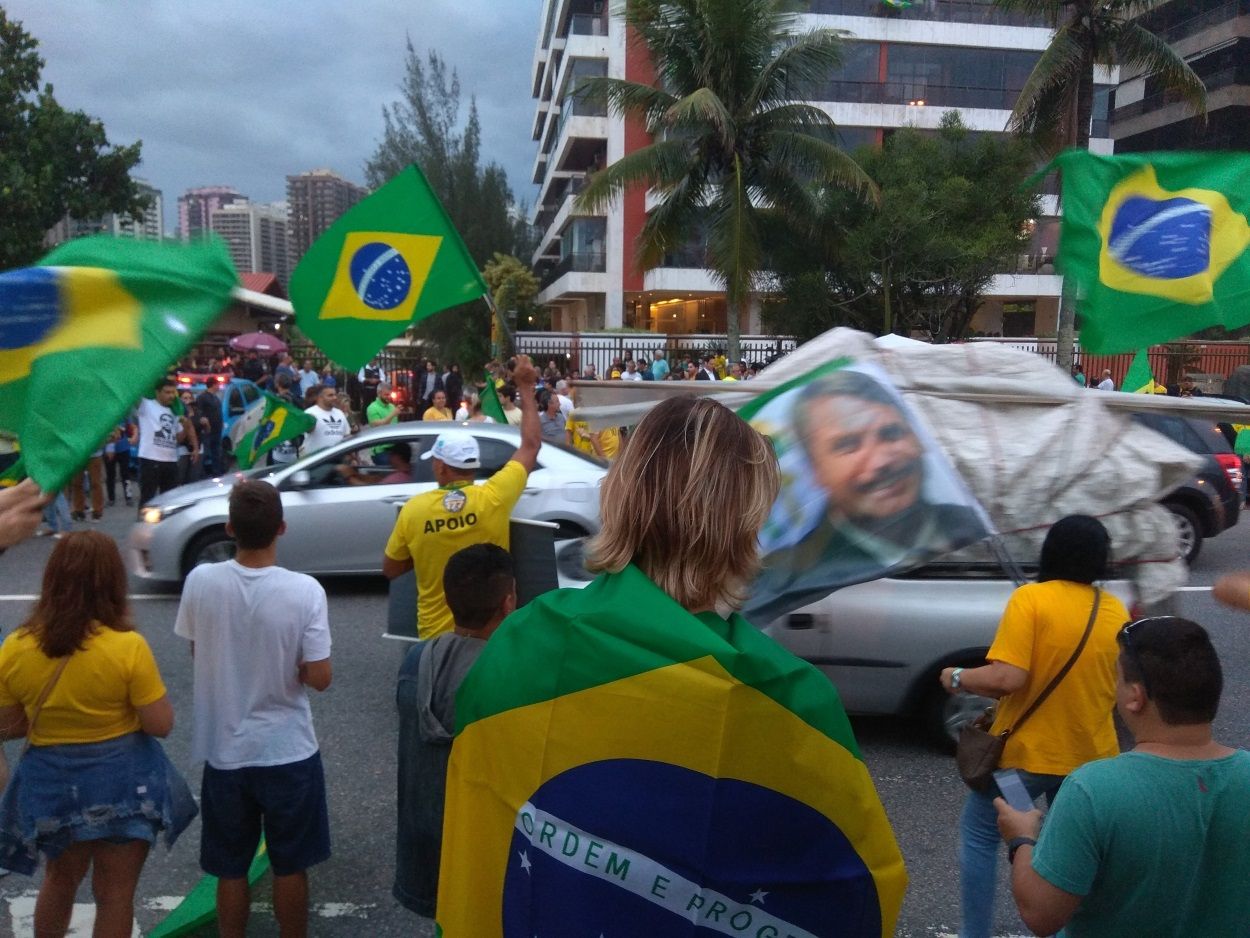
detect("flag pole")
[231,287,294,317]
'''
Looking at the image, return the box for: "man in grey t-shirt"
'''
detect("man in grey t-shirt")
[393,544,516,917]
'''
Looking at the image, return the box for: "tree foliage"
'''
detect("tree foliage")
[762,114,1041,342]
[367,43,528,371]
[575,0,875,361]
[994,0,1208,369]
[483,253,544,351]
[0,9,146,270]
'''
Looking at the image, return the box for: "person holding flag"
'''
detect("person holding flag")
[382,356,541,641]
[436,395,905,936]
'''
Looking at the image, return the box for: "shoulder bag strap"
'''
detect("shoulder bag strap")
[18,654,72,759]
[1005,587,1101,737]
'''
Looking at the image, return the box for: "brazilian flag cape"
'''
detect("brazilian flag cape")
[436,565,906,937]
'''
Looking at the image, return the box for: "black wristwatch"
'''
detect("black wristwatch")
[1007,836,1037,864]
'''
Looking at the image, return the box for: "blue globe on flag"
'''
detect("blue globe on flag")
[348,242,413,310]
[0,269,62,351]
[1108,196,1212,281]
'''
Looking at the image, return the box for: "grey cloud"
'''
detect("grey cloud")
[6,0,543,229]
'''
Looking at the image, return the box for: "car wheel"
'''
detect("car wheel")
[1166,503,1202,565]
[182,527,236,577]
[922,682,995,752]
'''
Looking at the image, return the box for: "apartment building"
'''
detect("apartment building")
[528,0,1116,338]
[178,186,246,241]
[1113,0,1250,152]
[285,169,367,264]
[210,200,292,286]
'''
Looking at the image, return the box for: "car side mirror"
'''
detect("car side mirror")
[286,469,312,489]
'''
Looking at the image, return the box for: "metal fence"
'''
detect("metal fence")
[516,332,797,377]
[971,338,1250,392]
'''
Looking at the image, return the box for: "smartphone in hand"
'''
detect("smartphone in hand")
[994,768,1036,812]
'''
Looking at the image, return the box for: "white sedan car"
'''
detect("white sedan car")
[129,423,606,581]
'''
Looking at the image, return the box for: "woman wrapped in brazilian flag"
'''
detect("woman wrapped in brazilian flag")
[437,395,906,937]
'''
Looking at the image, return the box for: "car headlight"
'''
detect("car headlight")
[142,504,191,524]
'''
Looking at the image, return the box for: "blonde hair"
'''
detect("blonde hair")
[587,396,779,610]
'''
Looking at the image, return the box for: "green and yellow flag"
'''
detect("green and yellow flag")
[1054,149,1250,354]
[437,565,906,937]
[1123,349,1165,394]
[228,392,316,469]
[0,237,237,491]
[480,370,507,423]
[289,164,488,370]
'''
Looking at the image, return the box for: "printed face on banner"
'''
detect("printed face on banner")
[743,362,992,624]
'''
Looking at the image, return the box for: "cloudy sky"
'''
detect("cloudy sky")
[6,0,545,231]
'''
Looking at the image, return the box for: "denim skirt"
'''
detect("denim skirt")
[0,732,198,875]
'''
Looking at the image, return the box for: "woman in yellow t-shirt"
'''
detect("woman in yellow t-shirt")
[938,515,1129,938]
[0,532,193,937]
[422,389,454,422]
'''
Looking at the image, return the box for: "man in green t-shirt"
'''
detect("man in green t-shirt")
[366,382,402,464]
[995,616,1250,938]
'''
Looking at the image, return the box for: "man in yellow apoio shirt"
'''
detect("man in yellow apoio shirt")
[383,356,541,639]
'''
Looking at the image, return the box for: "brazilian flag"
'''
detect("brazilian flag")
[437,565,906,937]
[480,370,507,423]
[0,237,237,492]
[229,391,316,469]
[1054,149,1250,354]
[289,164,488,371]
[1123,349,1165,394]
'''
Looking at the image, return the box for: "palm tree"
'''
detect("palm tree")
[996,0,1207,371]
[575,0,876,362]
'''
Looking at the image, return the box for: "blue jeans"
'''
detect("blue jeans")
[42,492,71,533]
[959,769,1064,938]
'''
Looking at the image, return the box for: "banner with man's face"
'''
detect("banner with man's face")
[740,360,993,624]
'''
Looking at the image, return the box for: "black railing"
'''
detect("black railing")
[516,332,798,376]
[569,13,608,36]
[1144,0,1248,45]
[800,78,1025,110]
[540,252,607,289]
[805,0,1047,27]
[1115,67,1242,122]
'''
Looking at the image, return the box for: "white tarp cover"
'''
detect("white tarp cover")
[758,328,1201,604]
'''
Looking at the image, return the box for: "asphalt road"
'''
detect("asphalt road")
[0,506,1247,937]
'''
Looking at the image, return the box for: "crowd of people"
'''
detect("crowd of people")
[1,346,1249,936]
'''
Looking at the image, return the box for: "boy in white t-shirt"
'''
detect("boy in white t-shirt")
[174,480,332,937]
[301,384,352,456]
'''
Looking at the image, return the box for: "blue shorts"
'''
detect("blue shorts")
[200,752,330,878]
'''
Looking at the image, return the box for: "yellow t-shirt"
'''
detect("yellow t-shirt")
[988,580,1128,776]
[569,421,621,461]
[0,625,167,746]
[384,460,528,639]
[423,407,453,422]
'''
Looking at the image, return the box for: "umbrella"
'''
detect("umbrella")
[229,332,287,355]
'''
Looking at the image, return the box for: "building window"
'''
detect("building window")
[627,296,728,334]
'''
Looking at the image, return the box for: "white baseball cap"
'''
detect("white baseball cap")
[420,431,480,469]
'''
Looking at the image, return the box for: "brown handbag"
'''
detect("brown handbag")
[956,588,1101,792]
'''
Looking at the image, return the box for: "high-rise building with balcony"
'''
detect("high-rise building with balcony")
[285,169,367,264]
[528,0,1117,338]
[178,186,246,241]
[1112,0,1250,152]
[210,200,292,286]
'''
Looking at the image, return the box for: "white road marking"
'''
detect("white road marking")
[9,895,139,937]
[0,594,175,601]
[1177,586,1213,592]
[7,893,376,935]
